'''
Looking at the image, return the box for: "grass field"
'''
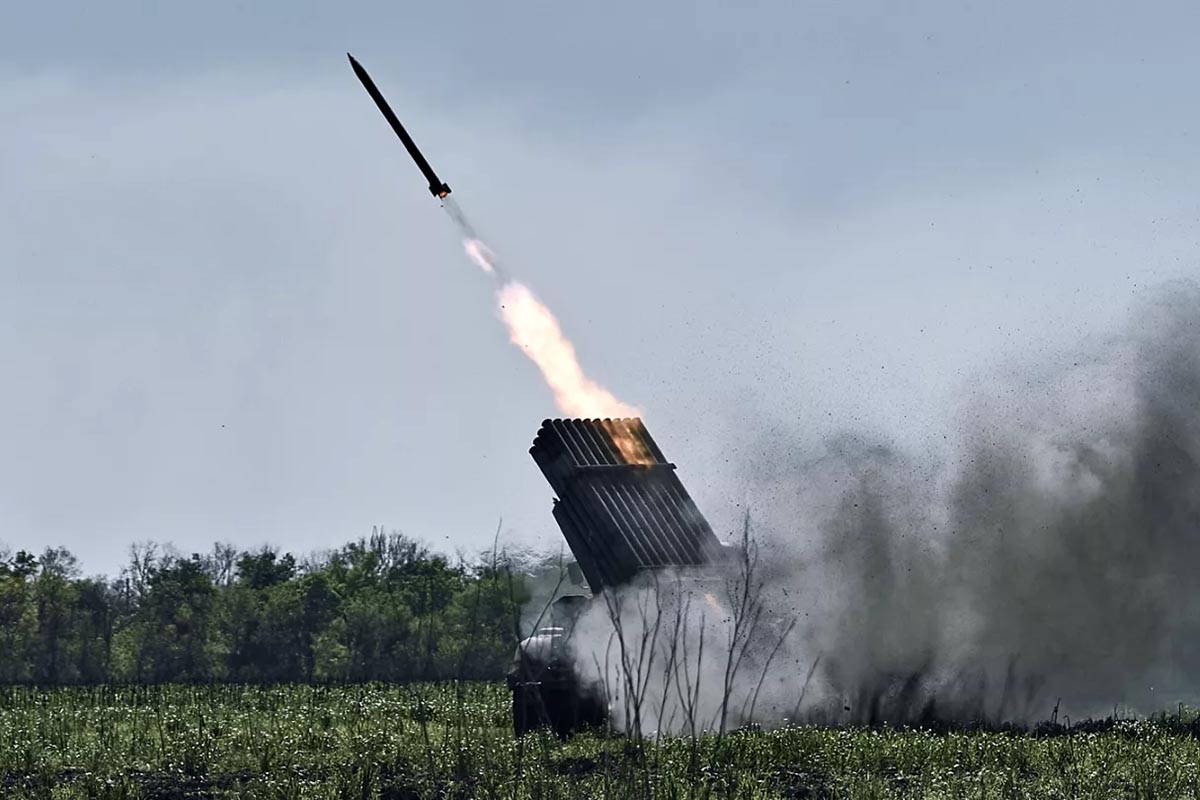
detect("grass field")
[2,684,1199,799]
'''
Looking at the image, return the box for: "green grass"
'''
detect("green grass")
[1,684,1199,799]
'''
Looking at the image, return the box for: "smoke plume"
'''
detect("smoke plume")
[570,281,1200,731]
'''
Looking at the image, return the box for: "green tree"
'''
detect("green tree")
[0,550,37,682]
[31,547,80,684]
[138,555,216,682]
[74,578,116,682]
[0,531,541,685]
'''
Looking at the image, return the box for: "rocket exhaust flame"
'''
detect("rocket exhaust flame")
[445,203,649,462]
[496,281,639,421]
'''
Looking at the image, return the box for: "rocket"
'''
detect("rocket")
[347,53,451,200]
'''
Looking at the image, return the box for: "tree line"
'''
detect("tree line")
[0,530,538,685]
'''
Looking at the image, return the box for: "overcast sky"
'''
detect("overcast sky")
[3,2,1198,575]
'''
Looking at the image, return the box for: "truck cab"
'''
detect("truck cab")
[508,595,605,737]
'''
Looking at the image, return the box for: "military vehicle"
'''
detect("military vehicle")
[509,418,725,736]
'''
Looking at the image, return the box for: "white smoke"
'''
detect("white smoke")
[462,237,496,274]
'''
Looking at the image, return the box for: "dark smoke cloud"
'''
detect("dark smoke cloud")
[744,280,1200,724]
[569,282,1200,732]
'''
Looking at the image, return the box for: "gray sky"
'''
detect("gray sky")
[3,1,1198,576]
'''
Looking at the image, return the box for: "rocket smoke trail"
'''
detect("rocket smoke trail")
[443,198,640,423]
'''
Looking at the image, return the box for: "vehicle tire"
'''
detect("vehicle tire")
[511,685,539,737]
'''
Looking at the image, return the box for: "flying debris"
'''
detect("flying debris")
[347,53,451,199]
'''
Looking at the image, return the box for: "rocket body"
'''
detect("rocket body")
[348,53,451,199]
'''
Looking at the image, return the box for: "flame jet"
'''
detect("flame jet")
[348,53,451,199]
